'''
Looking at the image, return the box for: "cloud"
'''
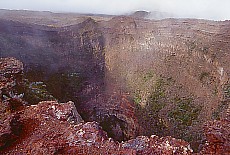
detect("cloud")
[0,0,229,20]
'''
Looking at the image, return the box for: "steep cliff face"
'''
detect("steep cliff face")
[0,10,230,151]
[102,17,230,149]
[0,18,105,76]
[0,17,106,115]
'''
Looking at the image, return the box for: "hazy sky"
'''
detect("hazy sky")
[0,0,229,20]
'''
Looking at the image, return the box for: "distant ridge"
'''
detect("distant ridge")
[130,10,174,19]
[130,10,150,18]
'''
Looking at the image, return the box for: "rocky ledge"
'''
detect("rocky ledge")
[0,57,229,154]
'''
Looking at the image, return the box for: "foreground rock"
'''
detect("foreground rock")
[2,99,229,154]
[0,101,130,154]
[0,100,193,155]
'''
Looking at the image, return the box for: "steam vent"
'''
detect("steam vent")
[0,9,229,154]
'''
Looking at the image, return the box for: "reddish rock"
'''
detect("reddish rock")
[199,117,230,155]
[0,100,135,154]
[0,57,23,93]
[31,101,84,124]
[0,57,24,150]
[0,57,23,75]
[82,92,139,141]
[123,135,193,155]
[0,99,195,155]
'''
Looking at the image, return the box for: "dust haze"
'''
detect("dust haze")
[0,0,229,20]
